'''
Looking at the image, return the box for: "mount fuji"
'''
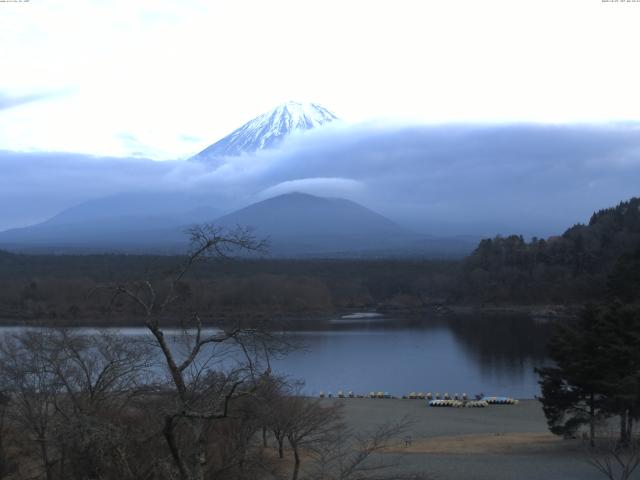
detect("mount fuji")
[191,101,338,161]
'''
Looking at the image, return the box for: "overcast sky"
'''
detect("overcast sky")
[1,0,640,159]
[2,123,639,235]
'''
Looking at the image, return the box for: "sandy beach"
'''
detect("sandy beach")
[324,398,603,480]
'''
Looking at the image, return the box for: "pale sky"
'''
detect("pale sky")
[1,0,640,160]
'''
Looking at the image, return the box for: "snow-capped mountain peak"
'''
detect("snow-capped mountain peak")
[191,101,338,161]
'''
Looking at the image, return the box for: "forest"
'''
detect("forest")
[0,197,639,326]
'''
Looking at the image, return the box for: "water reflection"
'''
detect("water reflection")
[272,313,553,399]
[445,314,552,375]
[0,313,553,399]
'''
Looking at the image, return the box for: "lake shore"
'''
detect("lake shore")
[0,302,578,329]
[379,303,579,320]
[328,398,600,480]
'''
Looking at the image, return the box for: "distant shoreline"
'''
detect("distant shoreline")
[0,303,578,329]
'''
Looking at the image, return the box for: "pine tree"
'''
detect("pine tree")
[538,303,640,445]
[536,305,610,445]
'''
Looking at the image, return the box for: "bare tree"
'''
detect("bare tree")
[48,330,154,480]
[284,397,343,480]
[253,372,289,450]
[305,417,419,480]
[47,329,152,413]
[108,224,278,480]
[0,225,301,480]
[0,390,16,479]
[269,390,292,460]
[586,429,640,480]
[0,331,63,480]
[0,328,157,480]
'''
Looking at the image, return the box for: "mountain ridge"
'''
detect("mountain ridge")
[0,192,477,258]
[215,192,401,238]
[191,101,338,161]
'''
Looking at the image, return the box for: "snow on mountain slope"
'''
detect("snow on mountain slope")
[191,101,338,161]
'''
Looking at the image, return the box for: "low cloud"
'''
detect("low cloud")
[257,177,365,200]
[1,122,640,236]
[247,122,640,235]
[0,91,59,111]
[0,151,173,230]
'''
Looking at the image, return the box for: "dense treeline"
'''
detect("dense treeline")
[0,256,458,325]
[1,197,640,324]
[461,197,640,304]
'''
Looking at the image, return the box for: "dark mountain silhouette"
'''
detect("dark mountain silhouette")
[0,192,221,253]
[0,192,476,257]
[217,192,398,236]
[213,192,476,257]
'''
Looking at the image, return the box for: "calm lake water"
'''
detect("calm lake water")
[272,314,553,399]
[0,313,554,399]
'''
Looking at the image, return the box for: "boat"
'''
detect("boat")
[482,396,518,405]
[428,399,463,407]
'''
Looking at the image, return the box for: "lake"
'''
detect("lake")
[270,313,553,399]
[0,313,554,399]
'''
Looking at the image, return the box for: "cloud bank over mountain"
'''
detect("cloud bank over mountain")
[1,121,639,236]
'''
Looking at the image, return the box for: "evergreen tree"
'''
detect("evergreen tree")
[608,246,640,304]
[538,303,640,445]
[595,304,640,446]
[536,306,610,445]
